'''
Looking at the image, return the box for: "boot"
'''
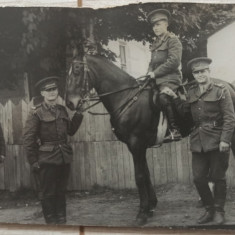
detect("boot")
[214,180,226,213]
[55,195,67,224]
[194,180,214,208]
[163,104,182,143]
[41,198,57,224]
[214,210,225,225]
[212,180,226,225]
[197,206,214,224]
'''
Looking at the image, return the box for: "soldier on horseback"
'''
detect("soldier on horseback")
[147,9,182,142]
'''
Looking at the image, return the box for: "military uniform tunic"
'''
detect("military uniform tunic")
[173,80,235,210]
[174,81,235,152]
[23,101,83,219]
[148,31,182,89]
[24,102,83,165]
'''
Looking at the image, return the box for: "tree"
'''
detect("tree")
[93,3,235,80]
[1,3,235,91]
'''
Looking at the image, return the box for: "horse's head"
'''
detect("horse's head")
[65,55,93,110]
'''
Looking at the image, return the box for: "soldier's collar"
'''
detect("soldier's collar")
[197,82,213,98]
[200,82,213,92]
[159,31,175,42]
[43,102,58,110]
[162,31,170,41]
[151,32,170,51]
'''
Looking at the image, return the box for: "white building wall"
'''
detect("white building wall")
[207,21,235,83]
[105,40,151,79]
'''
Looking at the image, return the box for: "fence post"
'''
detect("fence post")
[23,72,30,103]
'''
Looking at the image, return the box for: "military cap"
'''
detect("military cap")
[147,9,171,24]
[35,76,60,91]
[187,57,212,73]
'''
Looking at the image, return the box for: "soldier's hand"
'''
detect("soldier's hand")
[219,141,230,152]
[160,87,178,99]
[147,72,155,79]
[0,155,5,163]
[32,162,40,173]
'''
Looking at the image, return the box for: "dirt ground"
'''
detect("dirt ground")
[0,183,235,228]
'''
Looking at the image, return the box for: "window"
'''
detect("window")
[119,44,127,71]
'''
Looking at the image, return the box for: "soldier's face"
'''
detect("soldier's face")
[41,87,59,102]
[152,20,168,37]
[193,68,211,85]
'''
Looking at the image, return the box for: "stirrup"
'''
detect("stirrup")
[163,129,182,143]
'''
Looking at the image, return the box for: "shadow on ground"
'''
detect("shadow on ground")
[0,183,235,228]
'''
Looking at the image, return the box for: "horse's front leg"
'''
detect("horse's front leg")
[128,138,153,225]
[144,162,158,216]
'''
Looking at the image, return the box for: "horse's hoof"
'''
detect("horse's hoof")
[147,209,154,217]
[150,198,158,209]
[148,199,157,217]
[136,212,148,226]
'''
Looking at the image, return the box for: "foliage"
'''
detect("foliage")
[1,3,235,90]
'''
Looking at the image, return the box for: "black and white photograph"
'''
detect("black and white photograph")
[0,1,235,230]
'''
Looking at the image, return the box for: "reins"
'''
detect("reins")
[78,86,140,115]
[87,80,150,116]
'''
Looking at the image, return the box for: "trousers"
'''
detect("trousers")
[39,163,70,224]
[192,149,229,211]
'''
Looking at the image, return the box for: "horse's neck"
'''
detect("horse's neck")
[89,56,137,114]
[96,77,137,114]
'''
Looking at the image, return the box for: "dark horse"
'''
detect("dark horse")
[65,53,235,225]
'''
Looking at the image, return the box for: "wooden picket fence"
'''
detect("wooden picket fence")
[0,98,235,192]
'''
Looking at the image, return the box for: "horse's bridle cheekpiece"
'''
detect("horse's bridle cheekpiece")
[68,47,150,117]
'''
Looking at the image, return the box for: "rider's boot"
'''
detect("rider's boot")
[163,104,182,143]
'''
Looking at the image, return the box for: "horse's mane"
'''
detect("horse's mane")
[86,54,138,86]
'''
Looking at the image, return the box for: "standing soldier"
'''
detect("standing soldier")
[23,76,83,225]
[162,57,235,225]
[147,9,183,142]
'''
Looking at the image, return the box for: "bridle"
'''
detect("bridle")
[67,53,150,116]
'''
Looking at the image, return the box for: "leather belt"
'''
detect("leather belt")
[41,140,67,145]
[195,120,222,128]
